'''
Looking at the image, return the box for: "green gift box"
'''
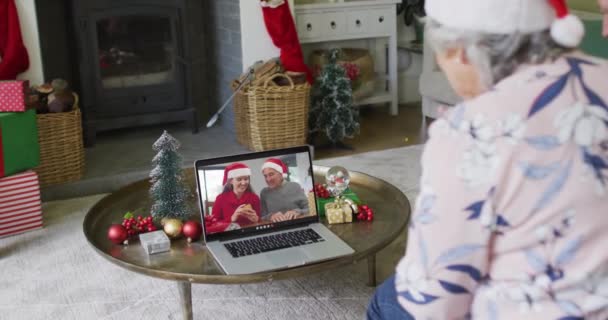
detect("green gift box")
[0,110,40,177]
[315,188,361,218]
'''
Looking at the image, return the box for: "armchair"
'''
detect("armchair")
[418,30,460,136]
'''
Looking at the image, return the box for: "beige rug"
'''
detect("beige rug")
[0,145,423,320]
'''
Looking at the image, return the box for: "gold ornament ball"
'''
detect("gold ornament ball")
[160,217,169,226]
[163,219,184,238]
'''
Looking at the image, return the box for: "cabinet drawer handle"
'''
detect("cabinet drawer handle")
[307,23,312,31]
[330,21,336,29]
[378,16,384,23]
[356,19,361,27]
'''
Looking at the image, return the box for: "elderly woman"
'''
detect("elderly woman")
[367,0,608,319]
[211,163,260,228]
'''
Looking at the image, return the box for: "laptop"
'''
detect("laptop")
[194,145,354,275]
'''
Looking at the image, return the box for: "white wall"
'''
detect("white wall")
[14,0,44,84]
[239,0,295,71]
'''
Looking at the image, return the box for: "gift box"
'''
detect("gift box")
[316,188,361,218]
[0,109,40,177]
[0,80,28,112]
[139,230,170,255]
[0,171,43,238]
[325,199,354,225]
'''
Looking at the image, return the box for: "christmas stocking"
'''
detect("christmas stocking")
[0,0,30,80]
[260,0,313,83]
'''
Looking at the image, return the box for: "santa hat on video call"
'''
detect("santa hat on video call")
[223,163,252,185]
[261,158,288,178]
[425,0,584,48]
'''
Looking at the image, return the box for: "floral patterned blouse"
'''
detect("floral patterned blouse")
[395,52,608,319]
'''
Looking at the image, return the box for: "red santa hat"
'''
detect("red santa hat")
[222,163,252,185]
[425,0,584,48]
[261,158,288,178]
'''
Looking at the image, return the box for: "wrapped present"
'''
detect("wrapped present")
[0,171,43,238]
[316,188,361,218]
[324,199,354,224]
[0,109,40,177]
[139,230,170,255]
[0,80,28,112]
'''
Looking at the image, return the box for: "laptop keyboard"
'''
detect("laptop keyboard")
[224,228,325,258]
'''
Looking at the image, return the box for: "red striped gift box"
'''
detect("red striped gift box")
[0,170,43,238]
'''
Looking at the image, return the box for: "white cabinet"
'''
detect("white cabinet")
[296,13,322,39]
[295,0,400,115]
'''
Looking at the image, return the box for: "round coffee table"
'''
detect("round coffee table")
[83,166,411,320]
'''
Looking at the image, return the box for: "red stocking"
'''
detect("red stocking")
[0,0,30,80]
[261,0,313,83]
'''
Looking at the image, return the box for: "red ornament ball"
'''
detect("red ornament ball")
[182,220,203,242]
[107,224,128,244]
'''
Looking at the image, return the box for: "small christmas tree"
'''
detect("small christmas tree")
[149,131,190,221]
[309,48,360,147]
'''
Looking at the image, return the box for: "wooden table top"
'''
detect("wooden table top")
[83,166,411,284]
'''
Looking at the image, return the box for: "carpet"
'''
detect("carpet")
[0,145,424,320]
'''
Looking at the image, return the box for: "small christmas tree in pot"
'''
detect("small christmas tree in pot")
[309,48,360,150]
[149,131,191,226]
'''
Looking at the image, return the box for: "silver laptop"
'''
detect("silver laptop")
[194,145,354,275]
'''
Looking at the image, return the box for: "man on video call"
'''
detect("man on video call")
[260,158,309,222]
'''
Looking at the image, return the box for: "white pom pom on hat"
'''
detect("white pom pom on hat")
[548,0,585,47]
[425,0,584,48]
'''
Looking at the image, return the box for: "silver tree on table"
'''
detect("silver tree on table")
[309,48,360,150]
[149,130,191,221]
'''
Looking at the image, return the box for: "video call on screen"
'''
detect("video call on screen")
[198,152,317,235]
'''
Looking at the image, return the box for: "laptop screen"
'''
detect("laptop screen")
[195,146,318,240]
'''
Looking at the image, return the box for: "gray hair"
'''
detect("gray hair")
[425,18,571,87]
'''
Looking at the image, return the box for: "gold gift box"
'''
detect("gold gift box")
[325,201,353,224]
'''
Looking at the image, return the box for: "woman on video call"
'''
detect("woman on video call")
[367,0,608,319]
[211,163,261,228]
[260,158,309,222]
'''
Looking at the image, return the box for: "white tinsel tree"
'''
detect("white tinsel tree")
[149,130,190,221]
[309,48,360,146]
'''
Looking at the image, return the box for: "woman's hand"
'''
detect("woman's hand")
[243,208,259,222]
[232,204,259,223]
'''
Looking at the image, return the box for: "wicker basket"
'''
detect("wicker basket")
[238,73,310,151]
[34,93,85,187]
[232,84,251,149]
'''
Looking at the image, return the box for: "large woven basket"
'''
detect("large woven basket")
[34,93,85,187]
[232,80,251,149]
[239,73,310,151]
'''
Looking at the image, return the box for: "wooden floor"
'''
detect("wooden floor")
[314,103,423,160]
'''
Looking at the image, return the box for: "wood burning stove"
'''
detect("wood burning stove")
[69,0,207,146]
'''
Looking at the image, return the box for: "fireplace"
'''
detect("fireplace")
[35,0,211,146]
